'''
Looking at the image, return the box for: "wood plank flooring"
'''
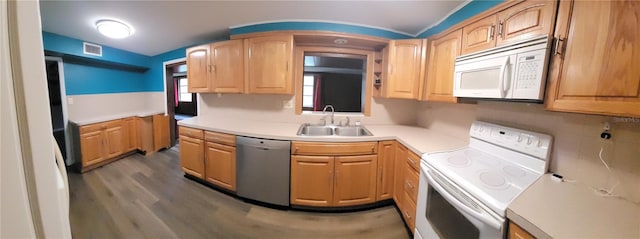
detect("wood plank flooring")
[68,146,411,239]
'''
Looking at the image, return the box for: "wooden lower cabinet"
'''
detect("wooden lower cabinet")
[79,130,106,167]
[122,117,137,152]
[290,155,334,207]
[401,191,417,231]
[392,142,421,230]
[393,144,408,204]
[290,141,379,207]
[179,135,205,179]
[77,119,126,170]
[204,141,237,191]
[377,141,396,201]
[508,221,535,239]
[333,155,378,206]
[153,114,171,151]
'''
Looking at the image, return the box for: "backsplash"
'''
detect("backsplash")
[417,101,640,204]
[197,94,418,125]
[67,92,164,122]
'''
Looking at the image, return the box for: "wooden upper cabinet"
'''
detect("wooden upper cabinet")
[333,155,378,207]
[385,39,427,99]
[461,15,498,55]
[545,0,640,117]
[376,141,396,201]
[186,44,212,93]
[290,155,334,207]
[460,0,557,55]
[211,40,245,93]
[424,29,462,103]
[247,35,294,94]
[496,0,556,46]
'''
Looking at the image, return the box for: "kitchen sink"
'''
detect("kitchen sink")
[296,124,373,137]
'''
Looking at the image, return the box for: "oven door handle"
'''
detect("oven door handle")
[424,169,503,230]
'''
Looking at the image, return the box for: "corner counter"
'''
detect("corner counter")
[507,174,640,239]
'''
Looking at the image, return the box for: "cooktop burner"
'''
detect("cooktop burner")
[478,171,510,190]
[447,155,471,167]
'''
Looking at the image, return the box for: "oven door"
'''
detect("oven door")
[419,165,504,239]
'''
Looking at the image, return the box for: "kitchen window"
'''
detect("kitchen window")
[178,78,191,102]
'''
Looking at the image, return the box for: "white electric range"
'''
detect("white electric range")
[415,121,552,239]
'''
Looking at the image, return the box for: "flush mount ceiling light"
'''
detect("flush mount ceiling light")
[96,19,134,39]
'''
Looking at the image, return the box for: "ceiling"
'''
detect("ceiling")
[39,0,467,56]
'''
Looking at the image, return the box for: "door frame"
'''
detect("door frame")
[44,56,73,165]
[163,57,186,146]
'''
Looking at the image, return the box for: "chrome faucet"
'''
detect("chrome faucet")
[322,105,335,125]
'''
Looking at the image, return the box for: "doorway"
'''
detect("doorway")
[44,57,71,165]
[164,61,196,145]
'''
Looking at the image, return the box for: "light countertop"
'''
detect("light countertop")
[177,117,468,155]
[71,110,165,126]
[507,174,640,239]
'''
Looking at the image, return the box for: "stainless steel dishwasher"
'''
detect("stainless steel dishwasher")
[236,136,291,206]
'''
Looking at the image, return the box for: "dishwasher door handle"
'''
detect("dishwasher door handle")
[255,146,270,151]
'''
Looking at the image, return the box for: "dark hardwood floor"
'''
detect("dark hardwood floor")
[68,146,411,239]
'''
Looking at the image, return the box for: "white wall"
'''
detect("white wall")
[66,92,165,123]
[417,101,640,204]
[197,94,419,125]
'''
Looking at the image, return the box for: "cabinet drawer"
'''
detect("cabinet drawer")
[103,119,122,129]
[404,165,420,204]
[407,150,421,172]
[401,191,417,230]
[508,222,535,239]
[205,131,236,146]
[179,126,204,139]
[79,122,105,134]
[292,141,378,156]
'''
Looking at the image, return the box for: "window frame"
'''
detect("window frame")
[293,46,374,116]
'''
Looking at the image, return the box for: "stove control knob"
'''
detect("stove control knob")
[517,135,523,142]
[526,137,533,145]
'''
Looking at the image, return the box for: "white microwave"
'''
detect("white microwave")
[453,36,551,101]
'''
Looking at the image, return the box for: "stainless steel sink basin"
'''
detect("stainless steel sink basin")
[296,124,373,137]
[334,126,372,136]
[297,124,333,136]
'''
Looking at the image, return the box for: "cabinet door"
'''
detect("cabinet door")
[393,144,408,205]
[290,155,334,207]
[497,0,556,46]
[247,35,293,94]
[376,141,396,201]
[104,123,124,159]
[204,142,236,191]
[461,15,497,55]
[179,136,205,179]
[153,114,170,151]
[546,0,640,117]
[186,44,212,93]
[424,29,462,103]
[211,40,245,93]
[333,155,378,206]
[386,39,426,99]
[80,130,105,167]
[122,117,137,152]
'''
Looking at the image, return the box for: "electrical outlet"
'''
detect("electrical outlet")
[282,100,293,109]
[67,97,74,105]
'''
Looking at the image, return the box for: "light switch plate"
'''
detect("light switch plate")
[67,97,74,105]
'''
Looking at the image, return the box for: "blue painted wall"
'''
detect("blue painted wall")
[44,0,503,96]
[42,32,157,95]
[230,21,413,39]
[417,0,504,38]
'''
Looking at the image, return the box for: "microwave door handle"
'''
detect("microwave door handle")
[498,57,510,98]
[424,169,503,230]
